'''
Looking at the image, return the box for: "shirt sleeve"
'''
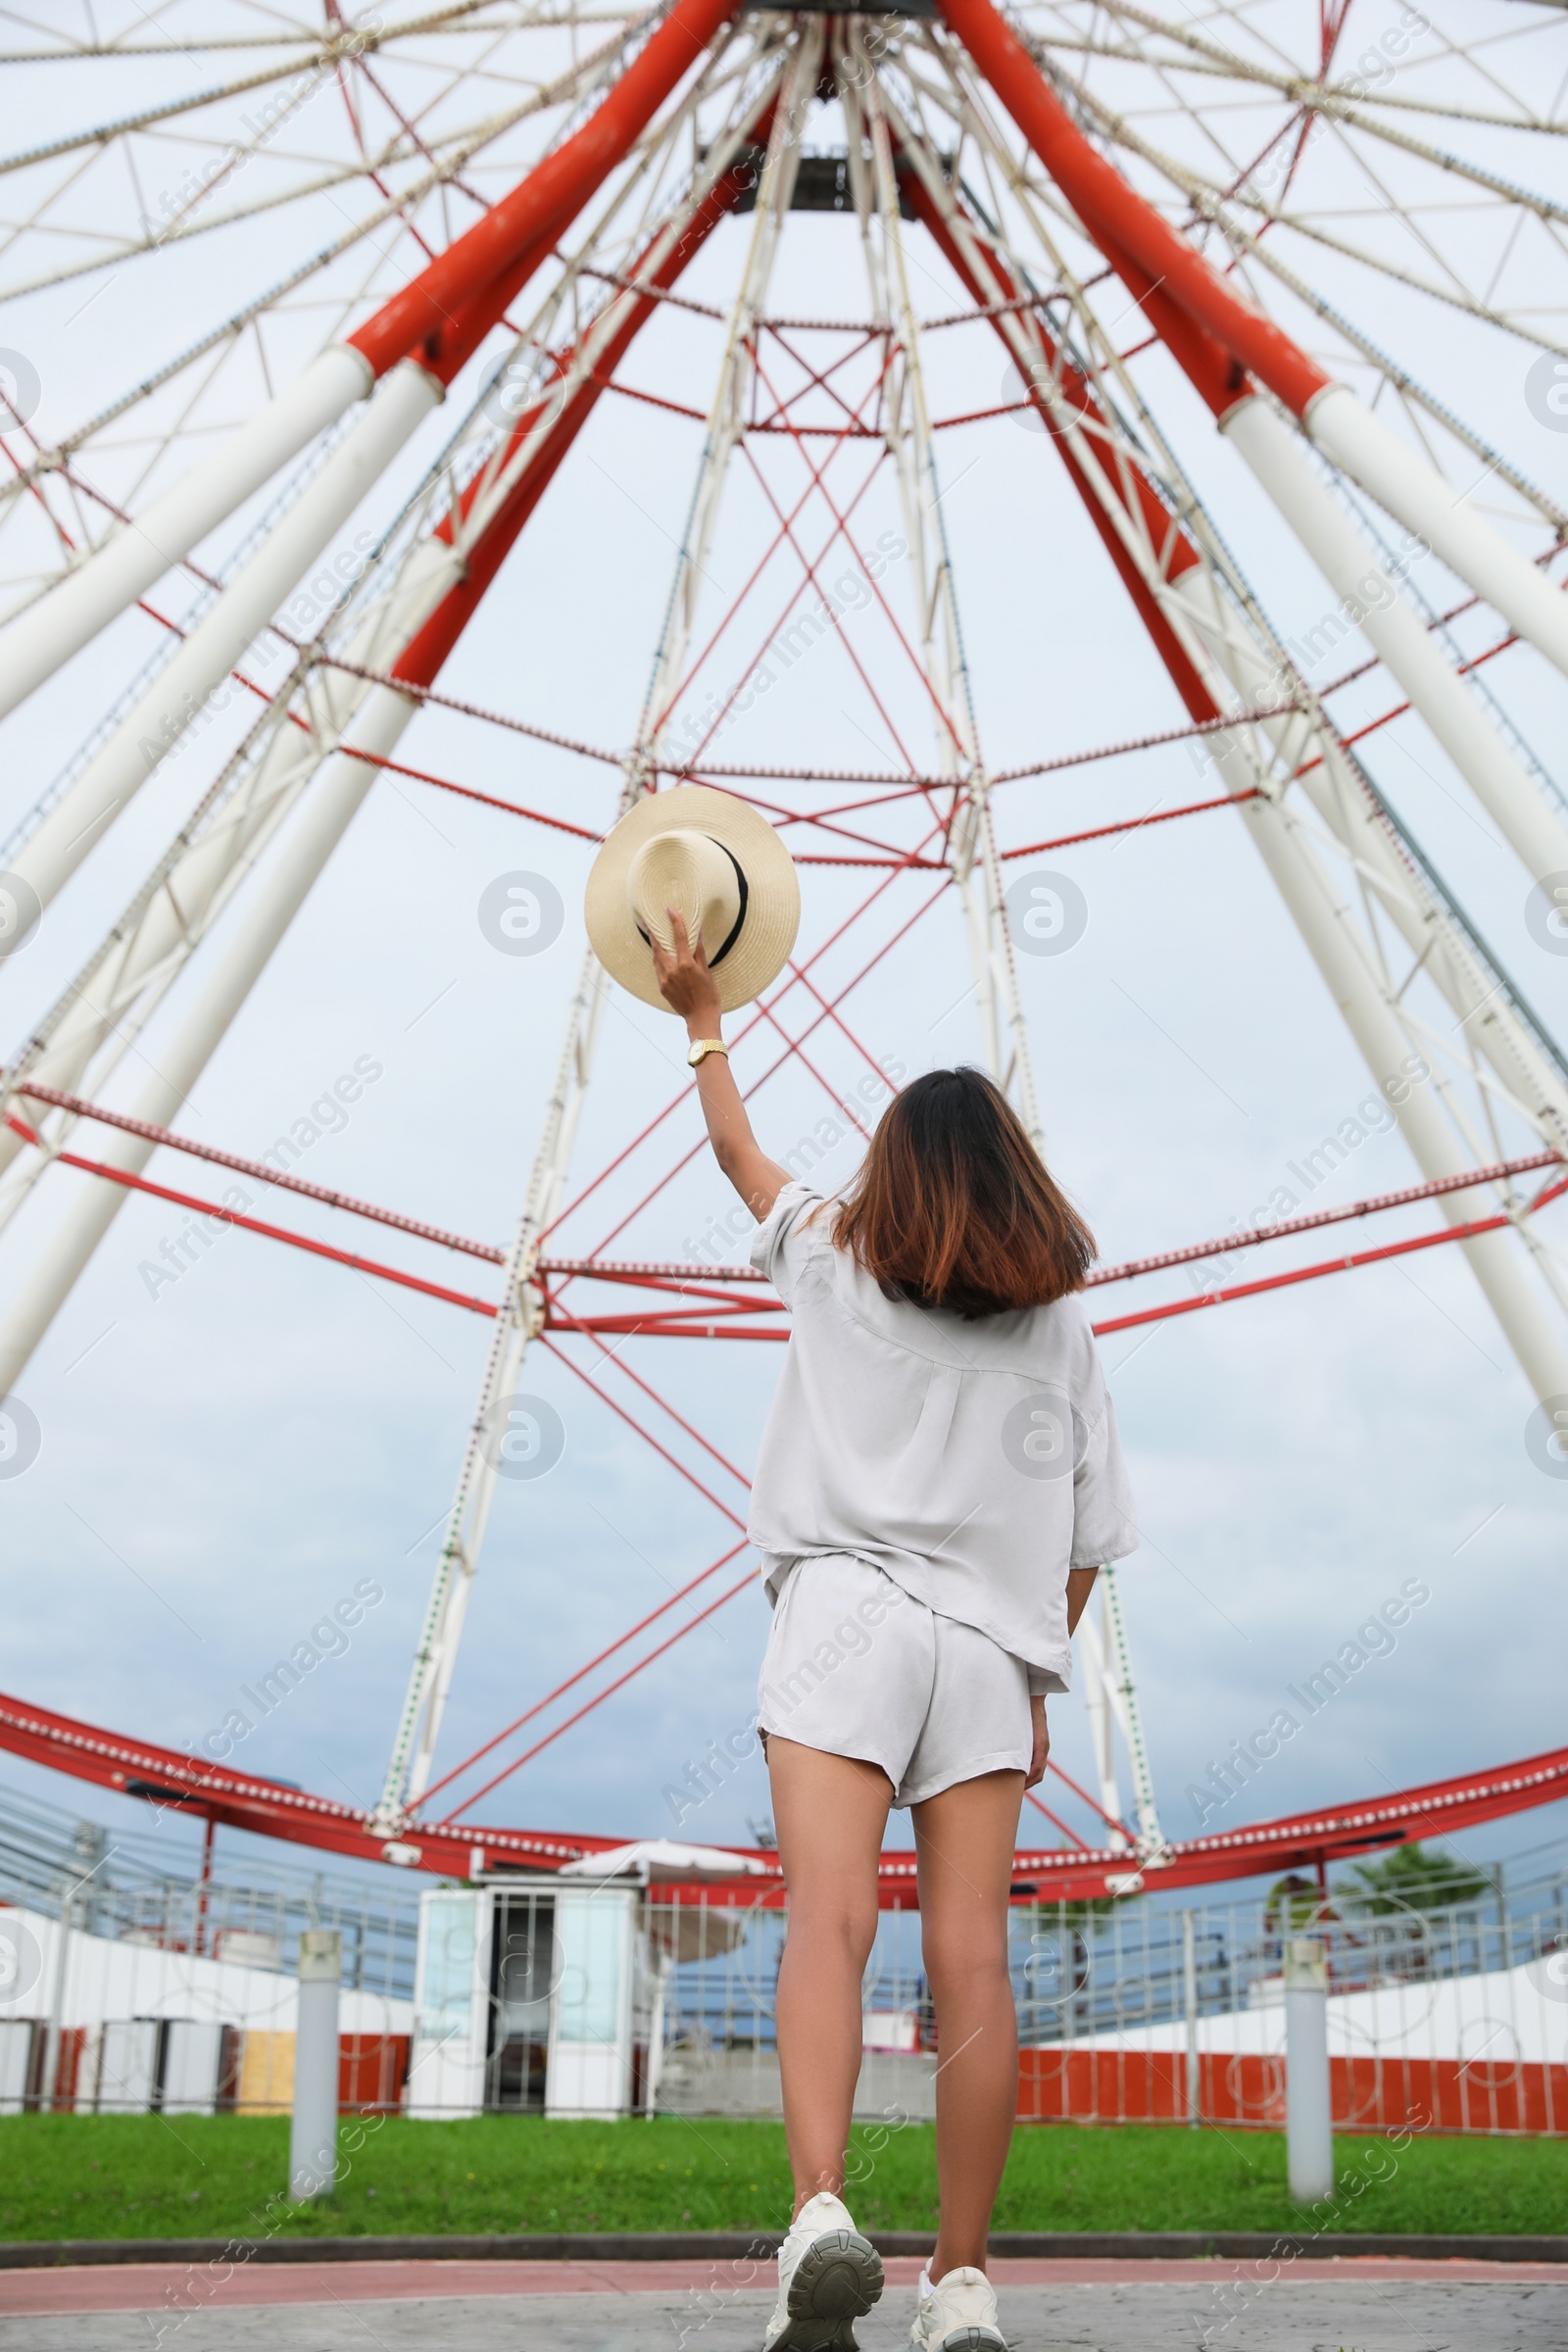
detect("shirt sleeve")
[1070,1344,1138,1569]
[749,1181,830,1304]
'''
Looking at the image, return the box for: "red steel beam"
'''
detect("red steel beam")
[435,1568,758,1821]
[934,0,1329,417]
[347,0,739,379]
[36,1146,503,1320]
[14,1083,1554,1344]
[1023,1789,1090,1847]
[0,1681,1562,1906]
[1088,1152,1565,1291]
[1092,1176,1568,1340]
[897,166,1218,726]
[3,1081,506,1264]
[416,1539,750,1808]
[0,1687,617,1881]
[391,118,774,692]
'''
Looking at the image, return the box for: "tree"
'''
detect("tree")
[1263,1873,1329,1935]
[1332,1842,1491,1916]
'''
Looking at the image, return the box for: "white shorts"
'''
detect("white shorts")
[756,1553,1033,1808]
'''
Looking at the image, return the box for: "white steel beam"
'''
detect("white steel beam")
[1163,557,1568,1173]
[369,940,611,1834]
[1304,386,1568,689]
[1071,1580,1165,1862]
[0,682,416,1399]
[627,18,824,783]
[1075,1609,1130,1855]
[0,0,754,724]
[0,346,372,722]
[867,67,1159,1850]
[0,522,458,1213]
[848,34,1043,1147]
[1207,726,1568,1403]
[8,360,441,913]
[897,68,1568,1406]
[1100,1565,1164,1857]
[1221,394,1568,893]
[0,75,780,1238]
[985,69,1568,683]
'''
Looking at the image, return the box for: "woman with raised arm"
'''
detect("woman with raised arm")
[651,908,1136,2352]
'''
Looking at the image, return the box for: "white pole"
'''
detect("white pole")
[1305,385,1568,688]
[1222,397,1568,891]
[1284,1936,1333,2204]
[39,1874,74,2115]
[289,1928,342,2201]
[645,1940,671,2118]
[0,683,416,1398]
[0,346,371,722]
[1182,1908,1200,2129]
[10,362,439,914]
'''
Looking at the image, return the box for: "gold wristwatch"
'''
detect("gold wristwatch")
[687,1037,728,1067]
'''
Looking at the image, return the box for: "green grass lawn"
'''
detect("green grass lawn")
[0,2115,1563,2240]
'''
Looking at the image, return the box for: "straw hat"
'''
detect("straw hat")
[584,786,801,1013]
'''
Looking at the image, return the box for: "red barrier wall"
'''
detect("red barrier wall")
[338,2033,409,2115]
[1017,2047,1567,2135]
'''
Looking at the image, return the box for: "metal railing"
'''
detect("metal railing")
[648,1862,1568,2134]
[0,1779,421,1999]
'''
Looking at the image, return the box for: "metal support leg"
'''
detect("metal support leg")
[0,684,417,1398]
[1223,395,1568,891]
[10,362,441,913]
[370,48,813,1835]
[0,347,372,722]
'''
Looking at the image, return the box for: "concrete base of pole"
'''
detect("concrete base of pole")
[1285,1936,1334,2206]
[289,1931,342,2204]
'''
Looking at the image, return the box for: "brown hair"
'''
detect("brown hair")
[831,1067,1095,1318]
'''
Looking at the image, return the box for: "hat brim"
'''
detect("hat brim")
[584,786,802,1013]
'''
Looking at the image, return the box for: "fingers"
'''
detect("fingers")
[1025,1703,1049,1788]
[665,907,710,969]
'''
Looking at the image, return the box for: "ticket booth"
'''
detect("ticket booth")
[407,1878,638,2119]
[406,1840,766,2120]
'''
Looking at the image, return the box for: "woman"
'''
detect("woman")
[654,915,1136,2352]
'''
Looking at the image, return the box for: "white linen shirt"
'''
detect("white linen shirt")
[747,1182,1137,1694]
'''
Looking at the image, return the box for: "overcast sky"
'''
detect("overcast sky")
[0,8,1564,1903]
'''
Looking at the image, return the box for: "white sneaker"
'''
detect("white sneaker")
[761,2189,884,2351]
[908,2263,1007,2352]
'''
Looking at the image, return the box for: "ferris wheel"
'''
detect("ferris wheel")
[0,0,1565,1883]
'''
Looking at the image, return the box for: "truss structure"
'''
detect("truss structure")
[0,2,1565,1888]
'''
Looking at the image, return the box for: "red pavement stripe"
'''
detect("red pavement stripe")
[1,2255,1563,2315]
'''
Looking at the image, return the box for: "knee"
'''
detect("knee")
[921,1927,1012,2001]
[788,1895,879,1970]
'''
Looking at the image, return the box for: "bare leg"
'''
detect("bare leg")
[767,1736,894,2217]
[911,1770,1025,2279]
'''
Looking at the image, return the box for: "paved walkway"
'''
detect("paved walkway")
[1,2256,1563,2350]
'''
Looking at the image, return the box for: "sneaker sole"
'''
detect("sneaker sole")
[931,2328,1007,2352]
[768,2229,885,2351]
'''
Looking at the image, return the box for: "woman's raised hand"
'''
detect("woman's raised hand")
[651,908,790,1221]
[651,908,723,1031]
